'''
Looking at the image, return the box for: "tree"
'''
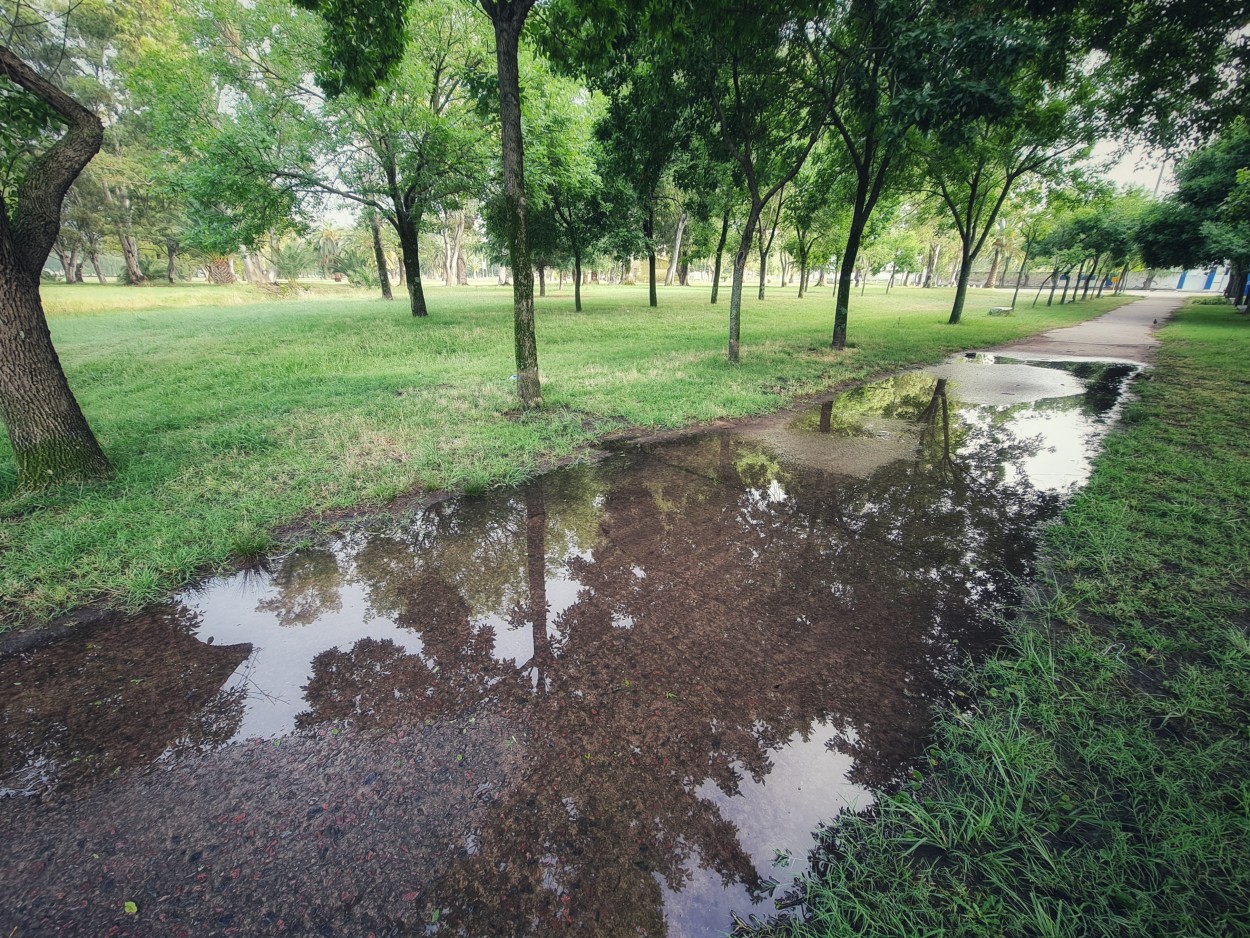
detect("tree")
[916,53,1094,324]
[1137,123,1250,304]
[0,43,112,488]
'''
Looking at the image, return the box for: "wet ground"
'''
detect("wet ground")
[1,355,1140,937]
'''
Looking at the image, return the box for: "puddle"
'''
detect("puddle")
[0,356,1138,936]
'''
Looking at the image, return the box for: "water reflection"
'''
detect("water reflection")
[0,357,1136,935]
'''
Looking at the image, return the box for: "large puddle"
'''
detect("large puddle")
[1,356,1137,936]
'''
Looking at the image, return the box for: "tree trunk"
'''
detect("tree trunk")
[816,267,825,287]
[89,251,105,283]
[710,205,730,305]
[166,241,178,283]
[947,241,974,324]
[797,250,808,299]
[369,212,393,300]
[1046,266,1060,306]
[0,44,112,488]
[645,206,657,307]
[1010,239,1034,309]
[489,7,541,407]
[1081,254,1100,300]
[833,214,869,349]
[456,251,467,285]
[0,262,113,488]
[395,212,428,317]
[728,203,762,363]
[538,264,546,297]
[573,251,582,311]
[441,221,453,286]
[982,247,1001,289]
[924,242,940,287]
[664,211,686,286]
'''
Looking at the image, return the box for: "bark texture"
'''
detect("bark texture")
[485,2,541,407]
[0,44,112,489]
[370,212,393,301]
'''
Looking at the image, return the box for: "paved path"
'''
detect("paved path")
[987,291,1191,364]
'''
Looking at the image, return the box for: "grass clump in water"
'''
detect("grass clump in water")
[767,300,1250,937]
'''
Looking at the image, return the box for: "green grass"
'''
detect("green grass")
[2,281,1127,627]
[40,279,365,315]
[772,300,1250,937]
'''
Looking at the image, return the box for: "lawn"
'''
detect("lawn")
[773,299,1250,937]
[3,280,1127,628]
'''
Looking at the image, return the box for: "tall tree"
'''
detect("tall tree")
[0,44,112,488]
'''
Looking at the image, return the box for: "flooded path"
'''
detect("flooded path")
[2,355,1140,937]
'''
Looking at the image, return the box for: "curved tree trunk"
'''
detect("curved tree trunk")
[0,44,112,489]
[664,211,686,286]
[947,241,974,324]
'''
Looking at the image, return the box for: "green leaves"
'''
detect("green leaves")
[293,0,410,97]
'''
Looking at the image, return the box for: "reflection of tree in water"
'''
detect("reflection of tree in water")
[255,548,345,626]
[285,376,1067,933]
[0,608,250,796]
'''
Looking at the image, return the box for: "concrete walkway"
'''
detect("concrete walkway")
[987,291,1191,364]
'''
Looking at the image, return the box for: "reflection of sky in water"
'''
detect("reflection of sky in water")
[663,719,871,936]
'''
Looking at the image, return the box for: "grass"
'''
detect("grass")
[2,280,1127,628]
[40,279,364,315]
[769,300,1250,937]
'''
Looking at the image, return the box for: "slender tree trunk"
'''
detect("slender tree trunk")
[797,247,808,298]
[395,213,428,317]
[166,241,177,283]
[757,236,768,300]
[573,251,582,311]
[441,222,453,286]
[1061,263,1078,304]
[67,247,80,282]
[0,44,112,488]
[89,251,105,283]
[982,247,1001,288]
[664,211,686,286]
[538,264,546,297]
[1011,239,1033,309]
[728,203,762,363]
[451,212,466,285]
[924,242,940,287]
[816,267,825,287]
[369,212,393,300]
[779,252,789,288]
[645,206,657,307]
[947,241,974,324]
[1081,254,1100,300]
[710,205,730,304]
[1046,267,1060,306]
[833,214,869,349]
[489,8,541,406]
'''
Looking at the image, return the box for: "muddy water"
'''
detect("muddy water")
[1,356,1136,937]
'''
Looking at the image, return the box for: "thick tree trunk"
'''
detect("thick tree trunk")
[0,44,113,489]
[728,204,762,363]
[710,206,730,305]
[816,267,825,287]
[166,241,177,283]
[489,8,541,407]
[947,242,974,324]
[369,212,393,300]
[89,251,105,283]
[537,265,546,297]
[664,211,686,286]
[456,251,468,285]
[0,262,112,488]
